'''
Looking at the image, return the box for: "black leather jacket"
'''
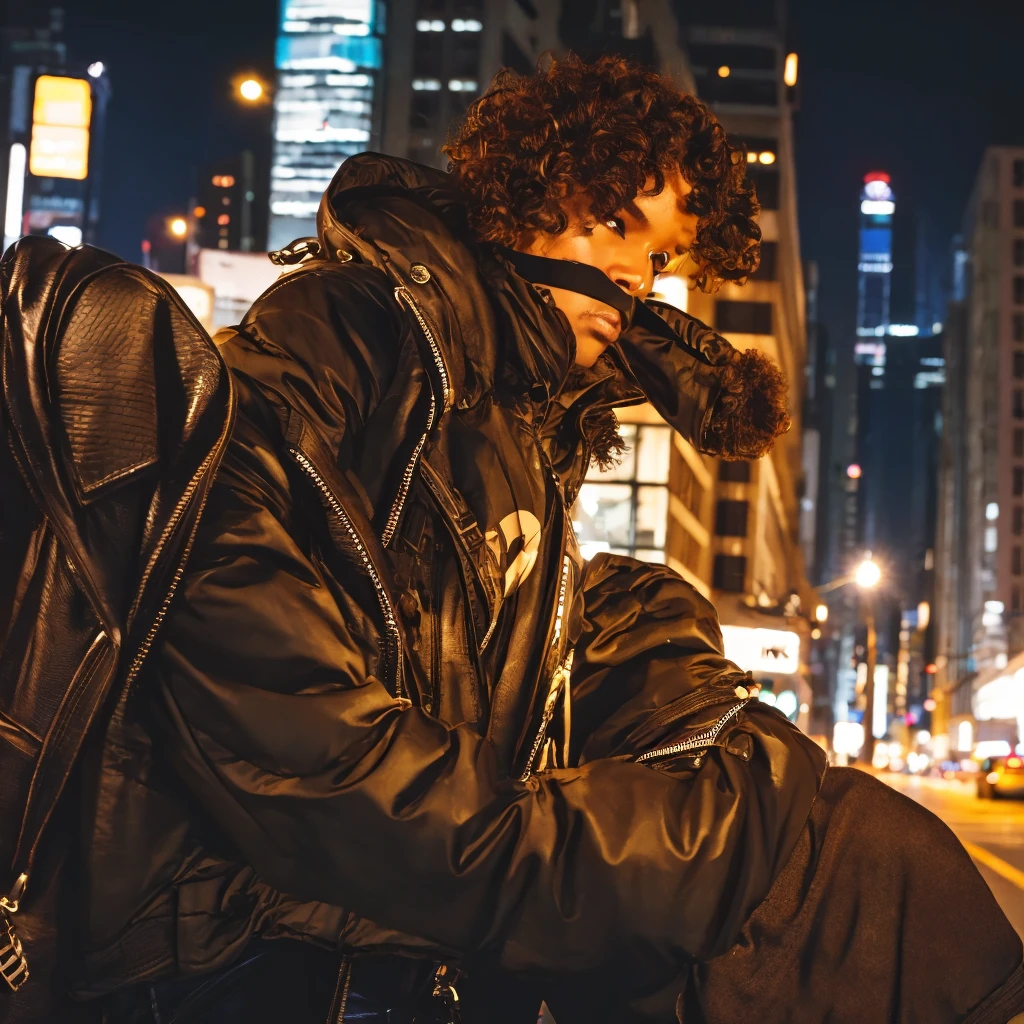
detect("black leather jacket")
[57,156,824,1015]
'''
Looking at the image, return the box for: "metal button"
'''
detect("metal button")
[410,263,431,284]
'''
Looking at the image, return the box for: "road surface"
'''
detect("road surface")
[880,770,1024,939]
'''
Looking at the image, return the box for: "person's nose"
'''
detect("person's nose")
[608,256,652,296]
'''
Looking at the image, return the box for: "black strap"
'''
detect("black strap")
[497,248,637,327]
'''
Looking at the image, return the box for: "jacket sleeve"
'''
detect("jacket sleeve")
[618,301,791,460]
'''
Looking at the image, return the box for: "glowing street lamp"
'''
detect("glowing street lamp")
[854,557,881,589]
[168,217,188,240]
[238,78,264,102]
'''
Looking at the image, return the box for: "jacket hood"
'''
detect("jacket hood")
[316,152,576,407]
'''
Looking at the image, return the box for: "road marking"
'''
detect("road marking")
[962,840,1024,890]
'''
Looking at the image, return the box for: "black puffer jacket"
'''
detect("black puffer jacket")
[75,155,825,1014]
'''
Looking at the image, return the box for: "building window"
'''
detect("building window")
[713,553,747,592]
[715,499,749,537]
[1016,159,1024,189]
[1014,586,1023,613]
[1016,314,1024,342]
[751,240,778,281]
[1016,200,1024,229]
[1016,429,1024,458]
[1016,239,1024,267]
[1014,546,1023,576]
[1016,277,1024,305]
[573,424,672,563]
[1014,505,1024,536]
[1015,467,1024,497]
[1015,390,1024,419]
[716,300,773,335]
[1016,353,1024,380]
[719,459,751,482]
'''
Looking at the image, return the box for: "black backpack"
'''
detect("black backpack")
[0,236,233,1020]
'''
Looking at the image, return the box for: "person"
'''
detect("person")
[68,55,1022,1023]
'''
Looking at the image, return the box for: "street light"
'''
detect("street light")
[855,557,881,589]
[168,217,188,239]
[238,78,264,102]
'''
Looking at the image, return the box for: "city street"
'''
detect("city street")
[879,770,1024,938]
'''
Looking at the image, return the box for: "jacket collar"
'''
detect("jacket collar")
[316,153,576,409]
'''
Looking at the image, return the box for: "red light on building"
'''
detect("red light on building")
[847,463,862,479]
[925,663,937,675]
[864,171,891,185]
[923,698,937,712]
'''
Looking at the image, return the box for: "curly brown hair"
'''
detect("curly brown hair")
[444,53,760,290]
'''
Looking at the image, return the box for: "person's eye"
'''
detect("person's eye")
[604,217,626,239]
[650,251,670,274]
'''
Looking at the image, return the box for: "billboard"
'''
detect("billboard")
[721,625,801,676]
[29,76,91,180]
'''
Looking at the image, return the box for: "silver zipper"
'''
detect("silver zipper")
[636,699,750,764]
[123,401,234,690]
[519,556,573,781]
[290,448,404,699]
[381,286,453,548]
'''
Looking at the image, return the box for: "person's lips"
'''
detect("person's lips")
[588,310,621,343]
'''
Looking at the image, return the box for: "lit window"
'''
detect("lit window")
[448,79,479,92]
[416,19,445,31]
[572,424,671,563]
[412,79,442,91]
[717,65,730,78]
[451,18,482,31]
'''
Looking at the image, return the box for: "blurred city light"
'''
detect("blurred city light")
[855,558,881,589]
[833,721,865,756]
[717,65,730,78]
[783,52,798,87]
[3,143,26,248]
[847,463,862,479]
[917,601,930,630]
[239,78,264,102]
[814,603,829,622]
[87,61,105,78]
[986,501,999,520]
[758,151,776,165]
[168,217,188,239]
[811,627,822,639]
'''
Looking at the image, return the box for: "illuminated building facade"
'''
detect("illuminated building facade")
[268,0,384,251]
[379,0,559,168]
[933,147,1024,759]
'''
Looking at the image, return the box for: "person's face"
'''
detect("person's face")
[519,171,699,367]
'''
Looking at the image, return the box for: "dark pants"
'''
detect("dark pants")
[679,768,1024,1024]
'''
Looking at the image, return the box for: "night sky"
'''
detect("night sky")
[24,0,1024,350]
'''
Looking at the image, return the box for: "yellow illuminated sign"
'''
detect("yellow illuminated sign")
[29,75,92,180]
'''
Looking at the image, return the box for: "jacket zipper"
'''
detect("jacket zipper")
[382,286,453,548]
[290,448,404,699]
[636,698,749,765]
[122,441,226,691]
[519,555,573,781]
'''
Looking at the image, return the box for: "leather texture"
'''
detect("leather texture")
[0,235,234,1022]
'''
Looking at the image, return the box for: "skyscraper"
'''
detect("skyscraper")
[267,0,385,251]
[933,147,1024,760]
[856,172,895,338]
